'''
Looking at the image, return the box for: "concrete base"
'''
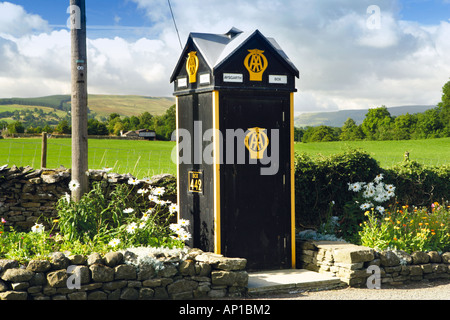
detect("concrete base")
[247,269,345,296]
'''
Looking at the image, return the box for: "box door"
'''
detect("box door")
[219,92,291,270]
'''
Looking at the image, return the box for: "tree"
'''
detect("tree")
[294,127,305,142]
[87,119,108,135]
[129,115,140,130]
[54,120,71,134]
[108,113,121,121]
[139,111,153,129]
[437,79,450,137]
[393,113,417,140]
[340,118,365,141]
[7,121,25,134]
[302,125,339,142]
[361,106,393,140]
[153,105,176,140]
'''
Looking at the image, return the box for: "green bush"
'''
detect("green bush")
[0,179,186,264]
[56,181,183,249]
[384,161,450,206]
[294,149,450,242]
[294,148,381,228]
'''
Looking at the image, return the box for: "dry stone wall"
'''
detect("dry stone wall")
[0,164,175,232]
[297,239,450,287]
[0,248,248,300]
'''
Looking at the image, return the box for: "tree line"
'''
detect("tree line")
[296,79,450,142]
[2,105,176,141]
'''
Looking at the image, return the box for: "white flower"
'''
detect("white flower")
[169,203,178,214]
[108,238,121,247]
[152,187,165,196]
[141,212,150,221]
[142,177,152,184]
[63,192,71,203]
[385,184,396,192]
[126,222,138,234]
[178,219,190,227]
[360,202,373,210]
[137,188,149,194]
[31,223,45,233]
[376,206,385,214]
[128,177,140,185]
[387,190,395,198]
[139,222,146,229]
[374,193,388,203]
[148,195,159,202]
[179,232,192,242]
[123,208,134,214]
[170,223,183,234]
[68,180,80,192]
[155,199,169,206]
[362,190,371,198]
[348,182,363,192]
[374,173,384,183]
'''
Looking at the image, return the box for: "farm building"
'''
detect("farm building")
[121,129,156,140]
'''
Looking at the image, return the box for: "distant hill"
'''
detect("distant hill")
[294,105,436,128]
[0,94,175,118]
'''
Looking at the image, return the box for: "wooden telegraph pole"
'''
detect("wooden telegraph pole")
[70,0,88,201]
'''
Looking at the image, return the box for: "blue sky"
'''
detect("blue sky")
[1,0,449,113]
[398,0,450,24]
[12,0,450,37]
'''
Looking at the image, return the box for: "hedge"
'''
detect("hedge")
[294,148,450,232]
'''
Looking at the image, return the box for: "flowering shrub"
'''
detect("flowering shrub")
[0,174,190,263]
[344,174,450,252]
[359,202,450,253]
[0,219,113,264]
[57,179,188,250]
[340,174,396,242]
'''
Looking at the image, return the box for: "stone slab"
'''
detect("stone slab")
[247,269,345,295]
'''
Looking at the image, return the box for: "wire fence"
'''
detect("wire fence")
[1,139,448,178]
[0,139,176,178]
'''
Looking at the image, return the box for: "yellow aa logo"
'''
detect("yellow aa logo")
[186,51,199,83]
[244,49,268,81]
[244,127,269,159]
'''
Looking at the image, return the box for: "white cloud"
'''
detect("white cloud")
[0,1,49,37]
[0,0,449,115]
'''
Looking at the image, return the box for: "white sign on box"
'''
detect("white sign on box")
[269,75,287,84]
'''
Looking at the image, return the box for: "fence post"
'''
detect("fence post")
[41,132,47,169]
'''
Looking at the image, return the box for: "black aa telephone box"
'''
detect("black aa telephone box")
[170,28,299,270]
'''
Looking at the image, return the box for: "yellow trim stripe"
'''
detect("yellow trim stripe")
[213,90,221,254]
[290,92,296,269]
[176,97,180,222]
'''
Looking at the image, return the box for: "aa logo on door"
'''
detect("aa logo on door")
[244,127,269,159]
[244,49,268,81]
[186,51,199,83]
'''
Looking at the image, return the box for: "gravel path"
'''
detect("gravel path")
[249,279,450,300]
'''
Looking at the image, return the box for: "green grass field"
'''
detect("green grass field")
[294,137,450,167]
[1,137,448,178]
[0,138,177,178]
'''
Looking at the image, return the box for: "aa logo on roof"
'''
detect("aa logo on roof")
[186,51,199,83]
[244,49,268,81]
[244,127,269,159]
